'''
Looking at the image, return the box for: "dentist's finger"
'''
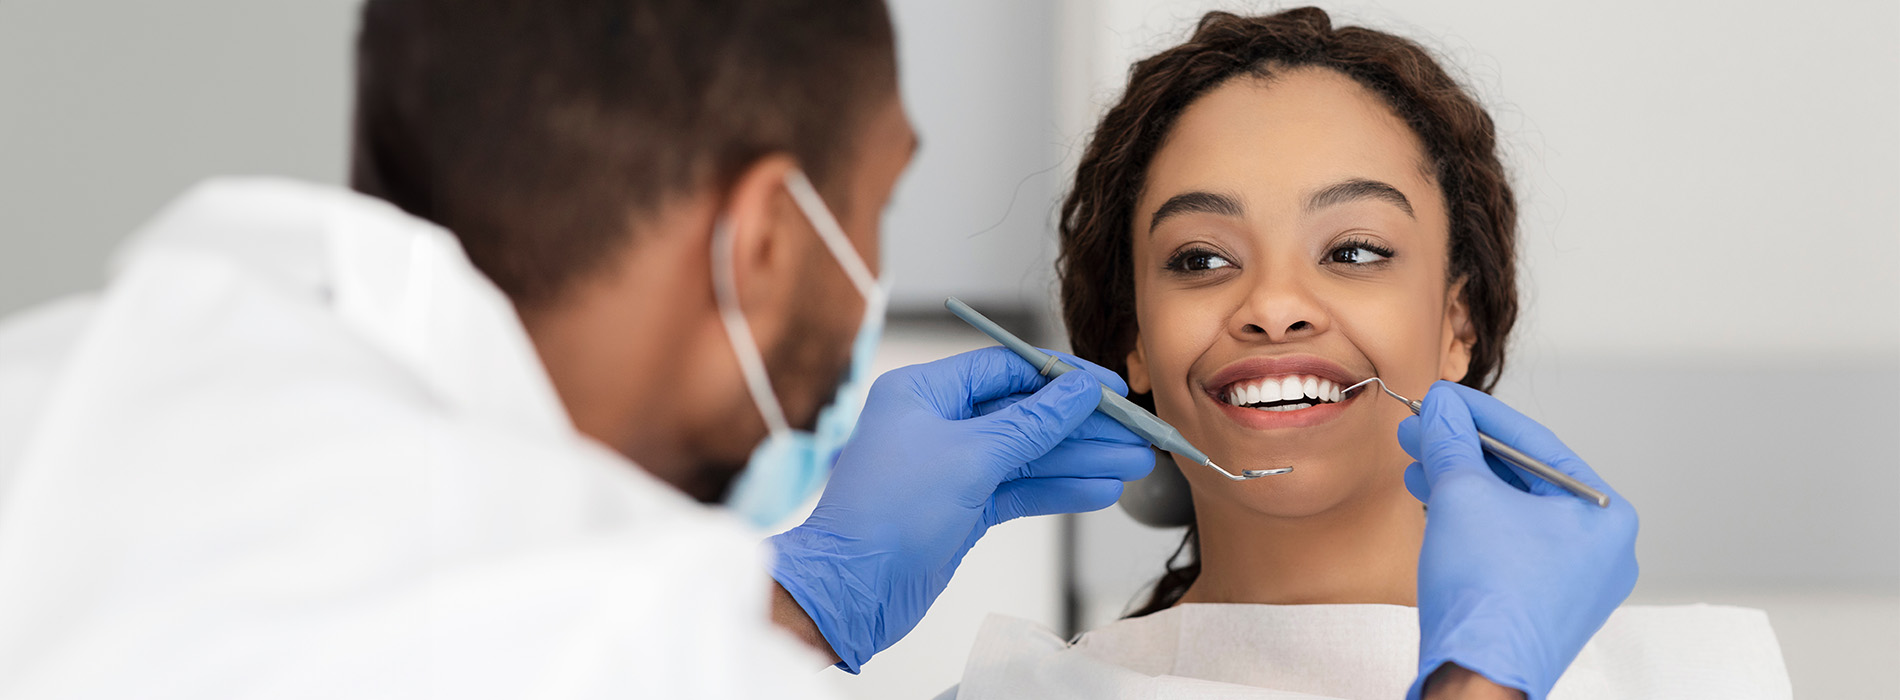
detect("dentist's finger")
[986,477,1125,525]
[972,370,1102,469]
[1011,439,1154,481]
[975,393,1146,446]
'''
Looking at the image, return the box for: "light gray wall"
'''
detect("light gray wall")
[0,0,357,316]
[880,0,1065,315]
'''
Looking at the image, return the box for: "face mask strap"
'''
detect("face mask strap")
[712,169,886,440]
[711,216,793,436]
[783,170,881,300]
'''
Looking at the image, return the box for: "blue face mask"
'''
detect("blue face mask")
[712,170,889,529]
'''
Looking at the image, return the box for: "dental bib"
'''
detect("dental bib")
[950,603,1790,700]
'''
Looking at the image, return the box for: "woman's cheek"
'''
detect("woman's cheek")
[1339,299,1445,398]
[1138,298,1203,416]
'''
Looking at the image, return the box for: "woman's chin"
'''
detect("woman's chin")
[1185,461,1366,520]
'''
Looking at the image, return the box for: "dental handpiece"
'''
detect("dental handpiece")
[945,297,1289,481]
[1341,378,1610,508]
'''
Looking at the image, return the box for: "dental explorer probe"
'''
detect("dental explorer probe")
[1341,378,1610,508]
[945,298,1289,481]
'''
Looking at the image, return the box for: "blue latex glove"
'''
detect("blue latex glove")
[1397,381,1639,700]
[769,346,1154,672]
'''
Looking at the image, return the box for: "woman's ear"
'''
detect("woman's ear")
[1439,277,1475,382]
[1125,333,1152,395]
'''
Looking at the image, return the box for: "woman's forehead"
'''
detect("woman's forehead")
[1141,68,1441,225]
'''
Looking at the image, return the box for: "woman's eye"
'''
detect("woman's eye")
[1326,240,1395,265]
[1164,249,1234,273]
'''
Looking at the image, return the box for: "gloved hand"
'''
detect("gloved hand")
[768,346,1154,672]
[1397,381,1639,700]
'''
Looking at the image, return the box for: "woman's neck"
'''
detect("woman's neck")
[1180,483,1425,607]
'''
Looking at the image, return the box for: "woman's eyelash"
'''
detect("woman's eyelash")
[1163,239,1391,272]
[1162,247,1235,273]
[1326,237,1397,265]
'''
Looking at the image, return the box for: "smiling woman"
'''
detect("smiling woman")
[1062,7,1518,615]
[942,7,1790,700]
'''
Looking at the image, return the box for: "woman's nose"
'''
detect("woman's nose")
[1231,268,1329,343]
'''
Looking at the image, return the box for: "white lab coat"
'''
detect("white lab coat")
[947,603,1791,700]
[0,178,833,699]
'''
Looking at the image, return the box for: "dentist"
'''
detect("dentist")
[0,1,1635,699]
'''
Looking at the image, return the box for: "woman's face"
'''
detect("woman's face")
[1127,68,1474,518]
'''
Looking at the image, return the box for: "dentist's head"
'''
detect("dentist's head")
[349,0,915,506]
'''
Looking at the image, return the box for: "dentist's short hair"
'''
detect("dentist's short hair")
[349,0,896,308]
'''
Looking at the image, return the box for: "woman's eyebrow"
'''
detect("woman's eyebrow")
[1148,190,1244,235]
[1305,178,1415,219]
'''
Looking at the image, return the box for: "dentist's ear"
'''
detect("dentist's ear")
[718,154,806,352]
[1439,277,1476,383]
[1125,332,1153,395]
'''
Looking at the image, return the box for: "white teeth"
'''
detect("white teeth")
[1223,374,1350,409]
[1279,376,1303,401]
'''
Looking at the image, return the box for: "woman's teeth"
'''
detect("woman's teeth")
[1222,375,1344,411]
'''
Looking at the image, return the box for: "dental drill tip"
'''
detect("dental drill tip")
[1245,467,1294,477]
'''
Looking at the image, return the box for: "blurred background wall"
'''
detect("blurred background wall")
[2,0,1895,698]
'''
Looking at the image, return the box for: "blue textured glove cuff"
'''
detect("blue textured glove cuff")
[769,528,882,673]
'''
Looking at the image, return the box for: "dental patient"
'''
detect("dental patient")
[942,8,1790,700]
